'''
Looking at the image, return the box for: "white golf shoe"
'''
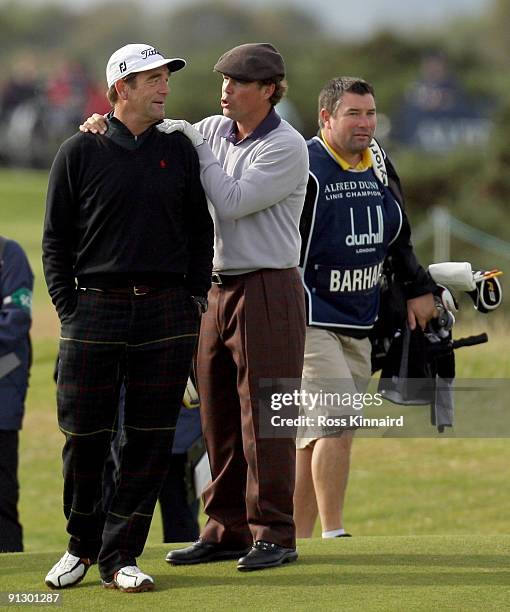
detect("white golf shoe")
[45,552,92,589]
[102,565,154,593]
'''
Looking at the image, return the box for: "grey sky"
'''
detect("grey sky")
[10,0,490,38]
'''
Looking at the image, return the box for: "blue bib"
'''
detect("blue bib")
[301,137,403,330]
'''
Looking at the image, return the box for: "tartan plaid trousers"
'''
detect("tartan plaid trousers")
[56,286,198,580]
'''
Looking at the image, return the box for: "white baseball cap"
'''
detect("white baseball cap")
[106,43,186,88]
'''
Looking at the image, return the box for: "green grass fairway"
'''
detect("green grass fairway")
[1,537,509,611]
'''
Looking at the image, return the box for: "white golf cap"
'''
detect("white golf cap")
[106,43,186,87]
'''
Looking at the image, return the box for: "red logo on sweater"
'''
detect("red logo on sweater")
[160,159,167,168]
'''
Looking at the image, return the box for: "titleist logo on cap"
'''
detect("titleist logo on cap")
[141,47,160,60]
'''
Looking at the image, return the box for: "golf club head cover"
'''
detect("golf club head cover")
[436,285,458,313]
[182,377,200,409]
[467,275,502,313]
[428,262,476,291]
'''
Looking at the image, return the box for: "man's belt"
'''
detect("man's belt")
[76,273,186,295]
[81,285,171,296]
[211,271,260,285]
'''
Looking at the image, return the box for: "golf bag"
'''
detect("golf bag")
[371,260,503,432]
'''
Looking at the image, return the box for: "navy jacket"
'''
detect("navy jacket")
[0,238,33,430]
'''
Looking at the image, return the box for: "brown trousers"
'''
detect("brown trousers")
[197,268,305,549]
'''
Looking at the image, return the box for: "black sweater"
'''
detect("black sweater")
[43,118,213,319]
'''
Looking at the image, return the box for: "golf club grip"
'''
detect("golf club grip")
[452,333,488,349]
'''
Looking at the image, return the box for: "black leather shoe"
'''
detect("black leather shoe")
[166,540,251,565]
[237,540,298,571]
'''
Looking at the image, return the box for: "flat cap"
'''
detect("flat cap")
[214,43,285,81]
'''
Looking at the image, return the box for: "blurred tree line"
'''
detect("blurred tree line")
[0,0,509,253]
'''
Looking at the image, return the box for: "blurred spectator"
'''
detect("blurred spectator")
[0,54,39,117]
[0,54,41,167]
[0,57,109,169]
[82,83,110,122]
[391,51,492,152]
[45,60,108,137]
[155,401,203,543]
[0,235,33,553]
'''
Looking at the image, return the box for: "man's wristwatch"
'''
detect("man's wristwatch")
[191,295,208,314]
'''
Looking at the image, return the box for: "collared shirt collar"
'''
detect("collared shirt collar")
[320,130,372,171]
[104,112,156,150]
[219,107,282,145]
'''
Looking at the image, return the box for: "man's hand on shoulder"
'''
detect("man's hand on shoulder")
[407,292,438,331]
[79,114,108,134]
[157,119,205,147]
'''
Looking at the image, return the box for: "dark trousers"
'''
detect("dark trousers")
[57,287,198,580]
[198,268,305,549]
[159,453,200,543]
[103,394,200,544]
[0,430,23,552]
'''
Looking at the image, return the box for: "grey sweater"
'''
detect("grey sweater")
[194,111,309,274]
